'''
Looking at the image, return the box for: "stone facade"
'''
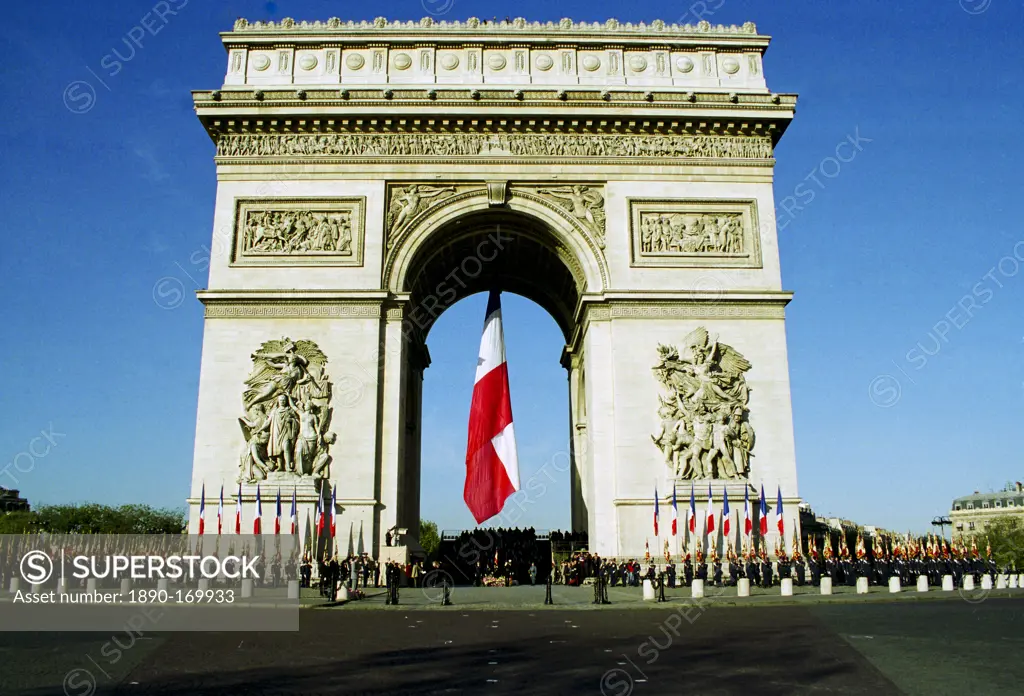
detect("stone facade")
[186,17,802,559]
[951,483,1024,536]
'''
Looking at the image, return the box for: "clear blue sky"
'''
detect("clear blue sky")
[2,0,1022,535]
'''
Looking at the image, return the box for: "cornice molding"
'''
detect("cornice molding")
[227,17,763,41]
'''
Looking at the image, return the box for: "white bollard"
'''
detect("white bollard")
[241,578,254,598]
[9,577,20,593]
[996,575,1007,589]
[963,576,975,591]
[337,585,349,601]
[820,577,833,595]
[780,578,793,596]
[888,577,901,594]
[157,578,169,593]
[198,578,211,592]
[737,578,750,597]
[31,583,44,593]
[58,578,69,594]
[288,580,300,599]
[1010,574,1019,589]
[120,578,132,596]
[691,579,704,599]
[942,575,954,591]
[86,578,98,593]
[1018,573,1024,587]
[856,577,869,594]
[981,575,993,590]
[917,576,929,592]
[642,579,655,601]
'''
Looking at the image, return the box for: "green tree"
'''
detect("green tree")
[1,504,185,535]
[984,515,1024,569]
[419,519,441,559]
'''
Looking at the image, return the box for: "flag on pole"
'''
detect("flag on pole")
[198,483,206,535]
[275,488,282,535]
[464,290,520,524]
[235,482,242,534]
[653,486,660,537]
[688,483,696,534]
[704,485,715,537]
[290,488,298,535]
[253,484,263,535]
[775,485,785,537]
[330,485,337,538]
[758,484,768,536]
[315,489,324,536]
[722,488,731,539]
[743,487,752,538]
[671,483,679,537]
[217,485,224,535]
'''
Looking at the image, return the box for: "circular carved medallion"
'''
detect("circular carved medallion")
[393,53,412,70]
[722,57,740,74]
[628,55,648,72]
[298,54,317,71]
[488,54,507,70]
[535,54,553,71]
[346,53,365,70]
[581,55,601,72]
[252,54,271,71]
[676,56,694,73]
[440,53,460,70]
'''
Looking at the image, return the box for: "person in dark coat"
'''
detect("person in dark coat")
[745,553,760,587]
[759,550,773,589]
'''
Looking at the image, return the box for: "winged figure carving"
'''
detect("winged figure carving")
[238,338,336,484]
[651,328,754,481]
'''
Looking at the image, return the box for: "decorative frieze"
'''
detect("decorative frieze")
[217,133,774,161]
[629,199,762,268]
[232,198,365,266]
[205,303,382,319]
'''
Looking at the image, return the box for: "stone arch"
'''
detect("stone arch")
[385,187,608,340]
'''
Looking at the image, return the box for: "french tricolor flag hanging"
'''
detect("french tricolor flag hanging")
[743,487,752,538]
[217,485,224,535]
[688,483,696,534]
[759,484,768,536]
[315,489,324,536]
[722,488,731,539]
[253,484,263,535]
[464,290,520,524]
[671,483,678,537]
[275,488,282,535]
[290,487,298,535]
[776,485,785,537]
[198,483,206,535]
[653,486,660,537]
[234,482,242,534]
[330,485,337,538]
[705,485,715,538]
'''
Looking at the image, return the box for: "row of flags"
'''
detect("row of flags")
[196,482,337,537]
[654,483,786,541]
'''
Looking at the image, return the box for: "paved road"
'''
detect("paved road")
[1,596,1021,695]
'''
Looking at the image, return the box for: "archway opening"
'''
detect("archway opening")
[397,210,588,583]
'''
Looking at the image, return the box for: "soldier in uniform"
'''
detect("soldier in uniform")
[666,562,677,588]
[808,545,820,585]
[792,548,805,586]
[712,552,723,587]
[727,553,742,587]
[759,549,773,589]
[777,549,791,585]
[695,550,708,583]
[683,553,695,587]
[745,550,760,587]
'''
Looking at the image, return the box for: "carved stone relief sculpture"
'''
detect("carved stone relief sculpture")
[534,185,606,247]
[385,184,482,247]
[629,199,761,268]
[233,198,364,266]
[651,327,754,481]
[239,338,336,484]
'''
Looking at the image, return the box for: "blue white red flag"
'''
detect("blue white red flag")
[688,484,696,534]
[198,483,206,535]
[254,484,263,535]
[776,486,785,537]
[654,486,660,537]
[743,487,752,537]
[671,483,678,537]
[759,485,768,536]
[722,488,731,538]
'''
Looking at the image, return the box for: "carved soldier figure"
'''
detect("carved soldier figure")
[294,399,321,475]
[259,394,300,473]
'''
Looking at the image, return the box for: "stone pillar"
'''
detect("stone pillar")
[642,579,655,601]
[582,317,617,556]
[981,575,993,590]
[996,574,1007,589]
[378,308,410,548]
[241,578,254,597]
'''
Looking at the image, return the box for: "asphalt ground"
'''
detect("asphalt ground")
[1,594,1022,696]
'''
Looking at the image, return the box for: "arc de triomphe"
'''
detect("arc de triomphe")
[186,16,801,559]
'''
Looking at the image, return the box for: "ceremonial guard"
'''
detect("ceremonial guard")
[807,541,820,585]
[695,549,708,583]
[683,553,694,587]
[712,551,723,587]
[745,547,760,587]
[666,562,677,588]
[759,547,773,589]
[300,554,312,587]
[727,549,742,587]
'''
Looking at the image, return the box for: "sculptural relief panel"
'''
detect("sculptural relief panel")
[232,198,365,266]
[629,199,762,268]
[650,327,755,482]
